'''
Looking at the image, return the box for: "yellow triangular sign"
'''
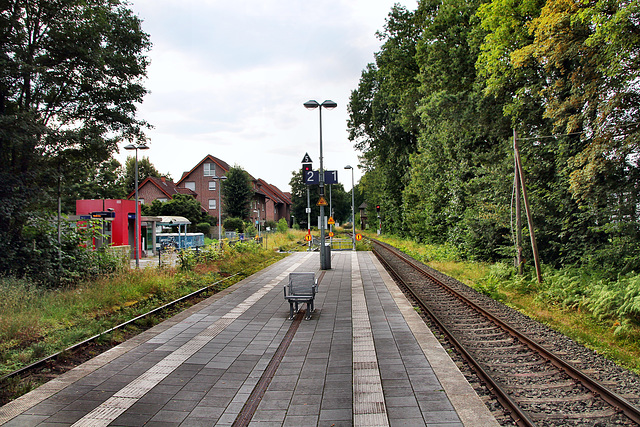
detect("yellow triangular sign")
[317,197,328,206]
[328,216,335,225]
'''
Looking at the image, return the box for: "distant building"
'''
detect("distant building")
[129,154,291,229]
[133,176,197,206]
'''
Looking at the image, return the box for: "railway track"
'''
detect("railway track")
[372,239,640,426]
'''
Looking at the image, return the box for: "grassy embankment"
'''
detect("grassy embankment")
[0,229,310,398]
[369,233,640,375]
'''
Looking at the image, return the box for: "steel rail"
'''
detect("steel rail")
[372,242,534,427]
[1,241,312,388]
[372,239,640,426]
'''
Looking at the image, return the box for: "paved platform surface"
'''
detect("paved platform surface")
[0,252,498,426]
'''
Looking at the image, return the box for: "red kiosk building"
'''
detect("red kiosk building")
[76,199,143,258]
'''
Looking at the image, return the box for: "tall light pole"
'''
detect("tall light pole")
[304,99,336,270]
[211,175,227,244]
[345,165,356,251]
[124,142,149,268]
[253,209,261,237]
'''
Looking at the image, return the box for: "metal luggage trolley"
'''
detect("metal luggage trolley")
[284,272,318,320]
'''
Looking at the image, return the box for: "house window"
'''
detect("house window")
[139,198,145,205]
[204,163,215,176]
[208,181,216,191]
[157,198,168,203]
[209,199,216,210]
[185,181,195,191]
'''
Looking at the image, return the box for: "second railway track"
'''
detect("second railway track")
[372,239,640,426]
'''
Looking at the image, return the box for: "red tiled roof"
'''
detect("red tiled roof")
[256,178,291,206]
[127,176,197,200]
[176,155,231,185]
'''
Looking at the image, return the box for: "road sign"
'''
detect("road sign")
[304,234,312,242]
[317,196,328,206]
[328,231,334,237]
[356,233,363,241]
[328,216,335,225]
[305,207,311,213]
[301,153,312,163]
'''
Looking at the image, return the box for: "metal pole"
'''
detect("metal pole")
[351,168,355,251]
[329,184,332,245]
[218,178,222,243]
[134,148,139,268]
[319,106,327,269]
[306,187,311,251]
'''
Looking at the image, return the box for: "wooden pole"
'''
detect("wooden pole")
[513,130,543,283]
[514,129,523,275]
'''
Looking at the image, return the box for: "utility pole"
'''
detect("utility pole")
[513,130,543,283]
[514,130,523,275]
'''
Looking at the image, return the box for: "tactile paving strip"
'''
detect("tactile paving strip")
[351,253,390,427]
[70,253,312,427]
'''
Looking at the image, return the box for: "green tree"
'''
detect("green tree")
[223,166,253,219]
[0,0,150,279]
[64,158,127,211]
[289,170,319,230]
[124,155,162,194]
[347,5,423,234]
[143,194,212,232]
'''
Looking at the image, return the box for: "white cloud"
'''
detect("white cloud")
[121,0,417,190]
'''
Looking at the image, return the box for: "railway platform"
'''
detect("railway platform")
[0,251,498,426]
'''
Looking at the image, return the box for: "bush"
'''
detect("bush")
[0,215,124,288]
[245,223,257,236]
[223,217,244,233]
[276,218,288,233]
[196,222,211,236]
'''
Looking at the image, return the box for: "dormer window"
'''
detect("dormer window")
[204,163,215,176]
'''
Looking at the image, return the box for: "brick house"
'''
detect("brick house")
[175,155,231,218]
[253,178,292,228]
[131,154,291,228]
[133,176,197,206]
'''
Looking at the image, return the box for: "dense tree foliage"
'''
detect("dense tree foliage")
[124,156,162,195]
[0,0,150,281]
[349,0,640,273]
[222,166,253,220]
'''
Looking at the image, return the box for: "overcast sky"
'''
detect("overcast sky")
[119,0,417,192]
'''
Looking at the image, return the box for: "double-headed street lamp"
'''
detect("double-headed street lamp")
[304,99,337,270]
[124,142,149,268]
[344,165,356,251]
[210,175,227,244]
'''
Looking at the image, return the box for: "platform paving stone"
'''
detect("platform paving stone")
[0,251,498,427]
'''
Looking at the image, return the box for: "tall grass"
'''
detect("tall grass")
[0,240,288,378]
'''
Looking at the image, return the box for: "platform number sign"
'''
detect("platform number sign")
[302,163,313,183]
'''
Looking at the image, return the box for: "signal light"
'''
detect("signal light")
[376,205,381,212]
[302,163,313,183]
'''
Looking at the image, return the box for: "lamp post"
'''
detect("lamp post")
[344,165,356,251]
[124,142,149,268]
[253,209,261,237]
[304,99,337,270]
[211,175,227,244]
